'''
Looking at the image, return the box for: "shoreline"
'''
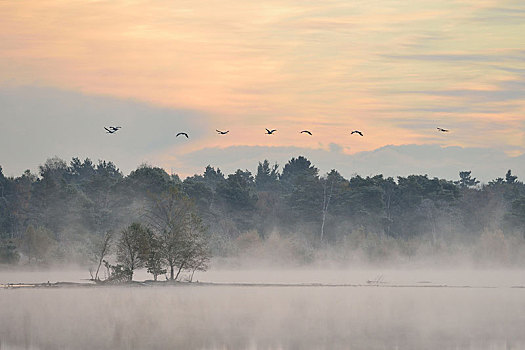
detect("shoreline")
[2,280,522,290]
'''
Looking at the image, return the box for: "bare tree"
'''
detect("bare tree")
[188,234,211,282]
[172,213,209,281]
[147,187,210,280]
[320,177,334,242]
[91,230,114,281]
[320,170,346,242]
[147,188,192,280]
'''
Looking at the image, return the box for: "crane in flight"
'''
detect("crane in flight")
[437,127,449,132]
[300,130,312,135]
[351,130,363,136]
[216,129,229,135]
[265,128,277,135]
[176,132,189,138]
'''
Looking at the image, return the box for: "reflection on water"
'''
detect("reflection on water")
[1,270,525,350]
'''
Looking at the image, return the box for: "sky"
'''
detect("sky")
[1,0,524,182]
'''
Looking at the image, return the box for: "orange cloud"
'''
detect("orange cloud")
[1,0,524,157]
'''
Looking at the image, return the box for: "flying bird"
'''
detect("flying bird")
[110,126,121,131]
[351,130,363,136]
[437,127,449,132]
[104,127,116,134]
[176,132,189,138]
[216,129,229,135]
[265,128,277,135]
[300,130,312,135]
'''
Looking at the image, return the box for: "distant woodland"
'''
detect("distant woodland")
[1,156,525,274]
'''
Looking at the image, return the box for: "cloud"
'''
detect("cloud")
[0,86,212,176]
[1,86,524,183]
[175,143,525,183]
[382,54,499,62]
[1,1,524,177]
[398,88,525,102]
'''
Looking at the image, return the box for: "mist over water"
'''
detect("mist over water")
[2,153,525,350]
[1,268,525,350]
[2,155,525,349]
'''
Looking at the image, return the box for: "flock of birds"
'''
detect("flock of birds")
[105,126,449,138]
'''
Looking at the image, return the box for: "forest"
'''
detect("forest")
[1,156,525,275]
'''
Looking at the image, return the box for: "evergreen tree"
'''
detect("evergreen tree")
[255,160,279,191]
[456,171,479,188]
[505,169,518,184]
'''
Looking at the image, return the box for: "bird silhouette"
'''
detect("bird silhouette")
[351,130,363,136]
[104,127,116,134]
[300,130,312,135]
[265,128,277,135]
[110,126,121,131]
[176,132,189,138]
[216,129,229,135]
[437,127,449,132]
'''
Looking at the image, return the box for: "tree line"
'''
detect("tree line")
[1,156,525,267]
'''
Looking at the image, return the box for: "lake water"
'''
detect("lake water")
[1,268,525,349]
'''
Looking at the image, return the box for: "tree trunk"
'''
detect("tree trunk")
[174,263,185,281]
[95,231,112,281]
[170,264,175,280]
[320,179,334,242]
[320,209,327,242]
[95,256,103,281]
